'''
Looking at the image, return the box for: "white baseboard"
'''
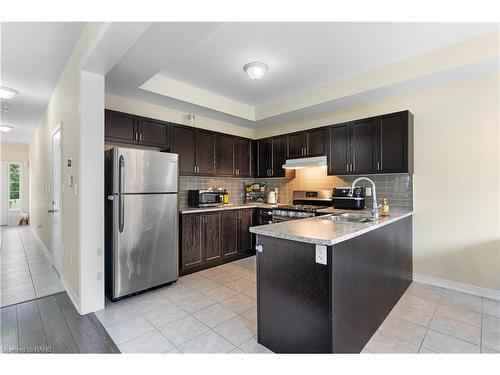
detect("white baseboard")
[29,227,53,264]
[414,273,500,301]
[61,274,81,314]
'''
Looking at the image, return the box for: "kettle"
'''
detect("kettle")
[267,190,278,204]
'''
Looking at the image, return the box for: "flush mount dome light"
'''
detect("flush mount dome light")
[0,87,19,99]
[244,62,268,80]
[0,125,14,132]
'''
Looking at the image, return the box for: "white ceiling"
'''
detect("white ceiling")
[1,22,85,143]
[107,22,499,127]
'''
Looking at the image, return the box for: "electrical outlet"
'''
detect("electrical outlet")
[366,187,372,196]
[315,245,327,265]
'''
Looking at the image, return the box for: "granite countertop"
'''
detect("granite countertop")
[249,209,413,246]
[180,203,281,214]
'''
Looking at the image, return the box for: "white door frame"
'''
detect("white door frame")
[51,123,63,275]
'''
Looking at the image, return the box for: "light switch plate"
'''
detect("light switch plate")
[315,245,327,265]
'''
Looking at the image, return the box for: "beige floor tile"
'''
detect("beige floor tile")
[399,293,437,312]
[405,282,444,303]
[239,336,273,353]
[240,306,257,323]
[193,303,237,328]
[225,278,256,293]
[388,303,434,327]
[429,314,481,345]
[214,315,256,346]
[439,290,482,313]
[179,330,235,353]
[95,302,141,327]
[130,291,173,314]
[483,298,500,319]
[434,303,482,328]
[200,285,239,302]
[173,291,216,313]
[118,329,174,353]
[221,293,256,314]
[143,302,189,328]
[210,272,241,284]
[158,315,209,346]
[482,315,500,352]
[421,330,480,353]
[379,315,427,345]
[364,331,419,353]
[105,316,155,345]
[159,283,198,303]
[242,287,257,300]
[185,278,220,293]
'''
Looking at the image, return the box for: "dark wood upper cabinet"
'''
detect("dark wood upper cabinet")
[104,110,138,145]
[256,139,272,177]
[238,209,253,252]
[217,134,235,176]
[196,130,217,176]
[235,138,251,177]
[138,118,170,148]
[287,133,308,158]
[350,119,375,174]
[374,112,413,173]
[202,212,221,262]
[271,136,287,177]
[171,125,196,175]
[327,124,350,176]
[307,128,327,157]
[221,211,238,256]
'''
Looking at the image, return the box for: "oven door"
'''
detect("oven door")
[272,215,292,223]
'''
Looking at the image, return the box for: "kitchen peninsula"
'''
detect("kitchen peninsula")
[250,209,413,353]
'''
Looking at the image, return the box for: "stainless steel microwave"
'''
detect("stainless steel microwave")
[188,189,224,207]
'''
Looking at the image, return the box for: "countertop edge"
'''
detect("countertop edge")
[180,204,277,214]
[249,211,413,246]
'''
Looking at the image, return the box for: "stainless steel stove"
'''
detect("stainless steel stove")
[271,190,333,222]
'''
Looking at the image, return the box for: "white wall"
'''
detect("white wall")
[30,23,103,305]
[255,73,500,292]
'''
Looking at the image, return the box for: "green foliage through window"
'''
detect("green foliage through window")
[9,164,20,200]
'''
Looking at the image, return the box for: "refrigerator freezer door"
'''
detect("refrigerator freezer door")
[112,193,178,299]
[111,147,178,194]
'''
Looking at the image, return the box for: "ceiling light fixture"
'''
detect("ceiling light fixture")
[0,125,14,132]
[0,86,19,99]
[244,62,268,80]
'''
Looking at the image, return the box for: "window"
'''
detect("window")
[9,164,20,200]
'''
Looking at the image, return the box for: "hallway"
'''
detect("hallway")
[1,225,64,307]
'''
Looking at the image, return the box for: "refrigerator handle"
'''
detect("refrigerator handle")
[119,155,125,233]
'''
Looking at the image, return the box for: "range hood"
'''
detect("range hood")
[282,156,327,170]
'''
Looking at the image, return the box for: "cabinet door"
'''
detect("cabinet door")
[271,136,287,177]
[327,125,349,175]
[217,134,235,176]
[350,120,375,174]
[105,110,137,144]
[171,126,196,175]
[238,209,253,252]
[181,214,203,269]
[256,139,272,177]
[202,212,221,262]
[221,211,238,256]
[287,132,307,158]
[235,138,251,177]
[196,130,216,176]
[375,114,407,173]
[307,128,327,157]
[138,118,170,148]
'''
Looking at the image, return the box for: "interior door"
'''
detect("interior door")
[113,193,178,298]
[51,128,63,274]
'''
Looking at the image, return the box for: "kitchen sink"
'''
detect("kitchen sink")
[320,213,375,223]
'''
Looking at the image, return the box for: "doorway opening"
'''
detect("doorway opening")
[1,161,24,226]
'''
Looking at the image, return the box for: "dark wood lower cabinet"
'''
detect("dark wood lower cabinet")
[180,208,256,275]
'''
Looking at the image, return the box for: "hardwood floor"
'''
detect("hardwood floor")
[0,292,120,353]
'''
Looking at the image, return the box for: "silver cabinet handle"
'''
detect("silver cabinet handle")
[256,244,263,253]
[346,163,349,172]
[377,161,380,171]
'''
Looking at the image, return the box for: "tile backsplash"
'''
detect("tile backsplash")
[179,167,413,210]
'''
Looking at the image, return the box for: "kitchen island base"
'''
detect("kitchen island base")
[256,215,412,353]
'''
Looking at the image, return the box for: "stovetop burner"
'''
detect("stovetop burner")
[277,204,328,212]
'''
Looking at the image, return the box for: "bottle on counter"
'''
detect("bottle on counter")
[223,189,229,204]
[381,198,390,217]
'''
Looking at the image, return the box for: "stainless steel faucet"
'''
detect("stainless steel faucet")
[348,177,379,219]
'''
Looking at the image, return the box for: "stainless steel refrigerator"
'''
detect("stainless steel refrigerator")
[105,147,179,301]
